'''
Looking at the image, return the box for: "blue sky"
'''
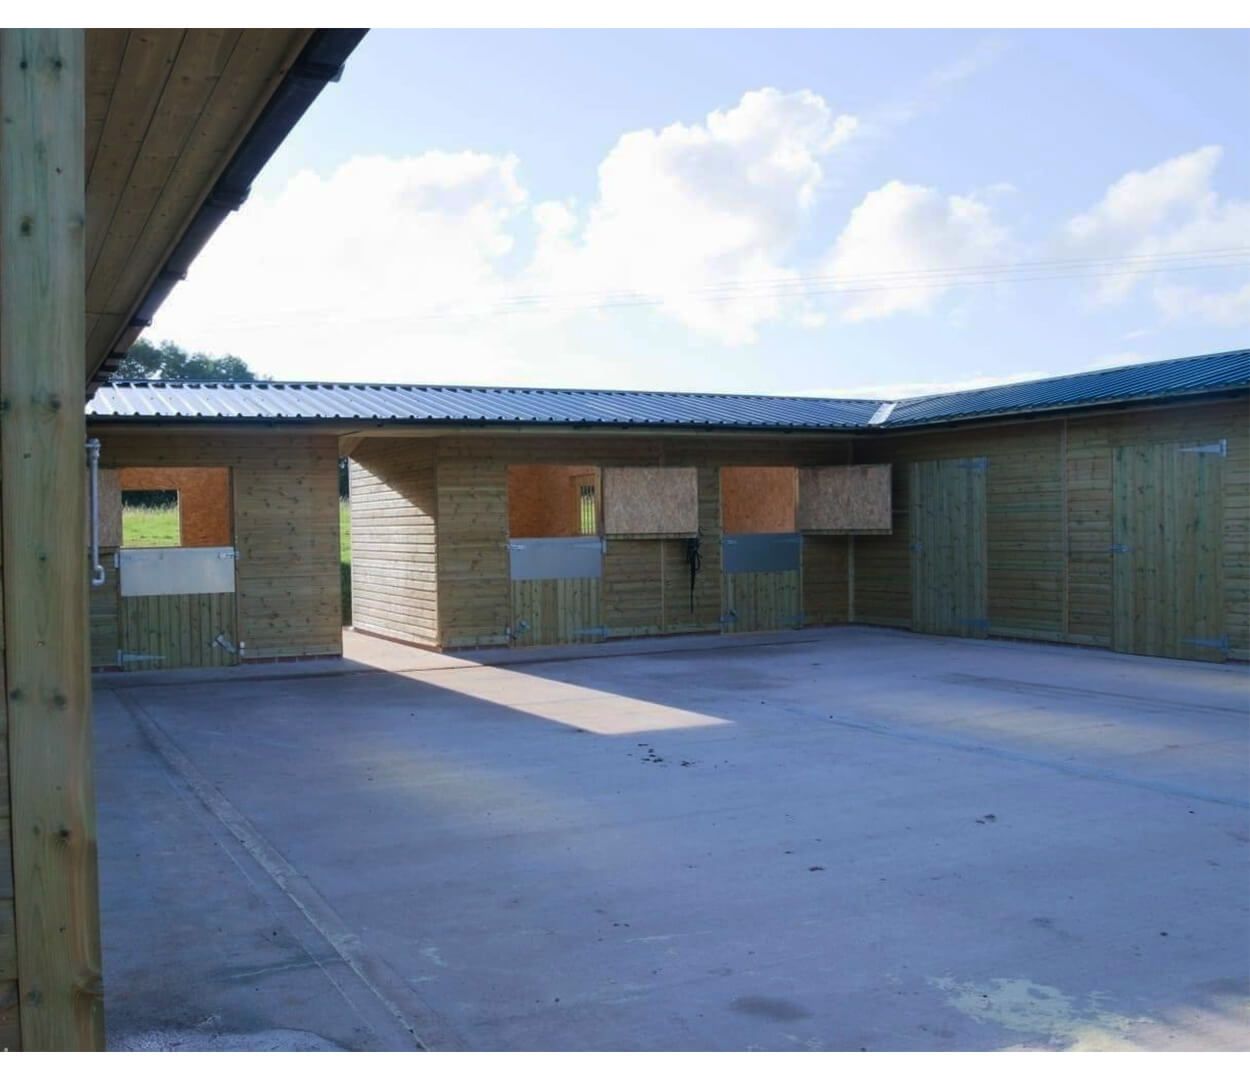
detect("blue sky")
[151,29,1250,395]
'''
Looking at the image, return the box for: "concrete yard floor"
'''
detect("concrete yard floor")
[94,627,1250,1051]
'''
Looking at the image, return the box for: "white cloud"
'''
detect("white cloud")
[153,89,864,380]
[823,180,1009,322]
[1152,281,1250,326]
[541,87,859,344]
[1062,146,1250,318]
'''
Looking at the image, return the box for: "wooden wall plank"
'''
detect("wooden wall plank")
[349,438,440,647]
[1,29,103,1050]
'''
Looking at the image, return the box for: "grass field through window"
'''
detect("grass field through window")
[122,505,180,548]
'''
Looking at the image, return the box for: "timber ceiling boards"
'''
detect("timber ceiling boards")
[81,29,366,387]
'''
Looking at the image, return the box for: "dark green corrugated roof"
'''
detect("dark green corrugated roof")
[881,348,1250,428]
[87,348,1249,430]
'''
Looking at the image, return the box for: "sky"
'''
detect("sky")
[148,28,1250,397]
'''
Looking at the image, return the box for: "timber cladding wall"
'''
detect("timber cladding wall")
[91,431,343,660]
[351,434,853,649]
[348,396,1245,660]
[849,396,1249,659]
[436,434,851,647]
[349,439,439,646]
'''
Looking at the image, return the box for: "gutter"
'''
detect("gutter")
[91,28,368,390]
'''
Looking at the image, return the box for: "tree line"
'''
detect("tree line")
[111,338,350,497]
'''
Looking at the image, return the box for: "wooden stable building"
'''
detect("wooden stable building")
[86,348,1250,676]
[0,28,366,1050]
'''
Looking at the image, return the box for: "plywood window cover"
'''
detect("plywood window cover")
[603,467,698,537]
[797,464,893,534]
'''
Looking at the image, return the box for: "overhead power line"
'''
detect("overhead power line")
[203,246,1250,332]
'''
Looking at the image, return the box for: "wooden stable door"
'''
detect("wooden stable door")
[909,458,988,638]
[1112,440,1226,661]
[508,537,603,646]
[721,533,803,633]
[117,547,241,670]
[119,591,239,670]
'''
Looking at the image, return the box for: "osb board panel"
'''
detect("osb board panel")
[94,433,341,659]
[802,535,850,626]
[508,464,596,538]
[721,467,796,534]
[349,439,439,646]
[118,465,231,547]
[603,467,698,537]
[797,465,891,533]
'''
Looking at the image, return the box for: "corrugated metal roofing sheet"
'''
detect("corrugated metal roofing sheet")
[86,348,1249,431]
[86,381,883,429]
[882,348,1250,428]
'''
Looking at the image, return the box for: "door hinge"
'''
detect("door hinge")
[1177,440,1227,457]
[118,650,164,664]
[1109,543,1131,554]
[1182,634,1229,651]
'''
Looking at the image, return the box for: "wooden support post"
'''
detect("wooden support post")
[0,28,104,1051]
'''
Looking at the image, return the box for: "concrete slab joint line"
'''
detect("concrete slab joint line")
[110,689,461,1051]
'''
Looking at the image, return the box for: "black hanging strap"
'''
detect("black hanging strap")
[684,535,702,613]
